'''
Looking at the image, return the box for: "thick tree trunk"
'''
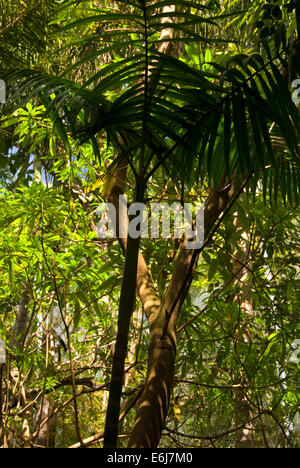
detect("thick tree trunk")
[128,184,235,447]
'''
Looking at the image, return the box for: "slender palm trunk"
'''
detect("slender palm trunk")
[103,179,144,448]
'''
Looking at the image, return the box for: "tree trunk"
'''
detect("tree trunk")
[103,179,145,448]
[34,396,56,448]
[234,390,255,448]
[128,184,236,447]
[232,217,255,448]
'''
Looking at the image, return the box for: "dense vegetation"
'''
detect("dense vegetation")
[0,0,299,448]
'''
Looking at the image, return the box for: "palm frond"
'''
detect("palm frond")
[2,0,300,205]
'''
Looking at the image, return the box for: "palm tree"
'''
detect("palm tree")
[3,0,300,448]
